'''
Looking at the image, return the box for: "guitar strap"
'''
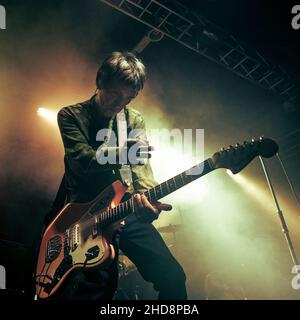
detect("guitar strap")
[116,108,133,186]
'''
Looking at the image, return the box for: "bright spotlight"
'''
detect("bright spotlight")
[151,144,209,203]
[227,171,274,212]
[37,107,57,124]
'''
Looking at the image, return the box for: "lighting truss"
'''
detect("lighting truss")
[99,0,299,106]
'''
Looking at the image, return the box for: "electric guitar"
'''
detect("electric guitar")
[35,137,278,299]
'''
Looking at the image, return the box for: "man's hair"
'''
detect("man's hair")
[96,51,146,92]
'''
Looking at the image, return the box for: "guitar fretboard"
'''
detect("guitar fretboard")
[94,159,214,230]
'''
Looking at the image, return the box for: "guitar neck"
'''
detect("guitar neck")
[144,158,214,202]
[95,158,215,229]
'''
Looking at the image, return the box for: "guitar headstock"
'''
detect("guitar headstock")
[211,137,278,174]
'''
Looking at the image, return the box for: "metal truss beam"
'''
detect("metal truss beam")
[99,0,299,106]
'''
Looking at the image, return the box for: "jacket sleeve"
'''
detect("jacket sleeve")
[57,107,120,179]
[130,113,159,193]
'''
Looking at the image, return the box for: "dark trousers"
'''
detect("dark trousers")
[49,214,187,300]
[119,214,187,300]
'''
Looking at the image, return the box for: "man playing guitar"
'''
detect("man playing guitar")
[49,51,187,300]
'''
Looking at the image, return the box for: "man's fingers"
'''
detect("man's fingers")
[154,202,173,211]
[133,193,143,209]
[140,194,159,215]
[133,194,172,224]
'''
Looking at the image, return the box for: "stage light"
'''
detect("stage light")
[150,143,210,205]
[37,107,57,125]
[227,171,274,212]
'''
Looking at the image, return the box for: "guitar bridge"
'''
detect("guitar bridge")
[46,235,62,263]
[92,216,98,238]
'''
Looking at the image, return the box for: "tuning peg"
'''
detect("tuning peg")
[251,138,255,143]
[235,143,241,149]
[220,147,225,151]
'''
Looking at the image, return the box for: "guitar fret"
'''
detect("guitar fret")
[130,197,134,214]
[106,209,109,225]
[117,206,119,220]
[180,173,185,185]
[120,205,123,219]
[154,185,161,199]
[163,181,170,193]
[128,198,131,215]
[98,212,102,228]
[103,211,106,227]
[151,188,156,201]
[115,206,118,220]
[146,190,150,202]
[175,175,183,187]
[166,180,171,192]
[111,208,114,224]
[103,211,106,226]
[128,199,132,215]
[172,177,178,189]
[174,175,180,187]
[185,172,191,183]
[185,171,192,184]
[158,185,163,196]
[153,186,158,200]
[108,209,111,225]
[186,173,193,184]
[167,178,176,191]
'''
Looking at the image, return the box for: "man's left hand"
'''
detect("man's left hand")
[133,193,172,223]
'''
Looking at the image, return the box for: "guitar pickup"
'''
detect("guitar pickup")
[92,216,98,239]
[70,224,80,252]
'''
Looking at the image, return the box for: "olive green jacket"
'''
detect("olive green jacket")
[57,95,158,203]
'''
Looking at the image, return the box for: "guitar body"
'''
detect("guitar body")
[35,180,127,299]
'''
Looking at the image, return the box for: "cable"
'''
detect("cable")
[276,153,300,213]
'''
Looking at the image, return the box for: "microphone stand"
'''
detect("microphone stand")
[259,156,300,277]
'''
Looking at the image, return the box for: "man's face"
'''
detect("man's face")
[98,80,138,118]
